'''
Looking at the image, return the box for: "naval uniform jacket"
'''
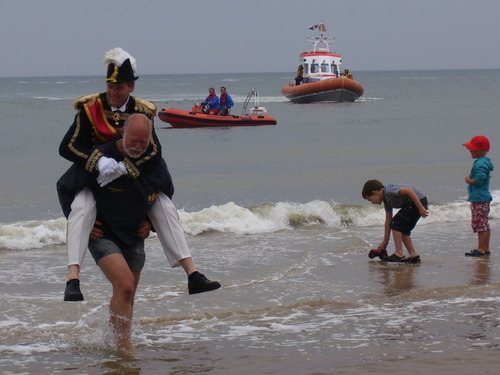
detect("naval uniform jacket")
[91,138,173,248]
[59,92,160,176]
[57,93,170,217]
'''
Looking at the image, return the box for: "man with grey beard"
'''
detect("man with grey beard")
[87,114,171,350]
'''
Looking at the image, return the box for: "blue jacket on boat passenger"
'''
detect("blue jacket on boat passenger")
[201,87,220,114]
[218,94,234,108]
[217,87,234,116]
[204,94,219,109]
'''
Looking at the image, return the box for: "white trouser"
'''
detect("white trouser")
[66,187,96,266]
[66,189,191,268]
[148,192,191,267]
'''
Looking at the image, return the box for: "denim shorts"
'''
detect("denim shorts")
[89,238,145,272]
[390,197,428,236]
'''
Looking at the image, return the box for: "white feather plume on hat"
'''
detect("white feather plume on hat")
[103,47,137,73]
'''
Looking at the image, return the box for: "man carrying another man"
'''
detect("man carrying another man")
[87,113,170,350]
[57,47,220,302]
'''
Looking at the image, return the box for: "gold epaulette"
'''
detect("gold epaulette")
[134,97,157,116]
[73,93,100,109]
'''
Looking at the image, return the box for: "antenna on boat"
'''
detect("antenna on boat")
[308,23,333,52]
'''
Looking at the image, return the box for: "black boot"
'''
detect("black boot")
[188,271,221,295]
[64,279,84,301]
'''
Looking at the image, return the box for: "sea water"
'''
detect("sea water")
[0,70,499,374]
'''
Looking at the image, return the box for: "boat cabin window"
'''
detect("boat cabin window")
[331,64,338,76]
[321,63,329,73]
[303,63,309,74]
[311,63,319,73]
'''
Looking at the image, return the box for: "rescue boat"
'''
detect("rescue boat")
[281,23,364,103]
[158,90,277,128]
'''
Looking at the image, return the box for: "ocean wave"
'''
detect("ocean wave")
[179,198,486,236]
[0,218,66,250]
[2,197,498,251]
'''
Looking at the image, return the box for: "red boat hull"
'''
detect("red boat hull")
[158,108,277,128]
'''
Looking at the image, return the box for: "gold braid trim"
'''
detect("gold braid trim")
[67,108,91,161]
[122,157,140,179]
[73,93,100,109]
[134,141,158,167]
[86,149,103,173]
[134,97,157,116]
[108,66,119,83]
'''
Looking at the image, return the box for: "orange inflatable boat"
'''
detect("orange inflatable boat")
[282,76,364,103]
[158,107,277,128]
[158,89,277,128]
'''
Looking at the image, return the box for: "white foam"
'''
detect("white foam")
[0,343,56,355]
[179,202,281,235]
[0,218,66,250]
[1,194,498,250]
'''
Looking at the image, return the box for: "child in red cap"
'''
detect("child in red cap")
[463,135,494,256]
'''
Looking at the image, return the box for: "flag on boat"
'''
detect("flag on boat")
[308,23,327,32]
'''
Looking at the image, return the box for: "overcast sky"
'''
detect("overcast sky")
[1,0,499,77]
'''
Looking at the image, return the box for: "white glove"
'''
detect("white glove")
[97,156,120,176]
[97,172,120,187]
[117,161,127,175]
[96,162,128,187]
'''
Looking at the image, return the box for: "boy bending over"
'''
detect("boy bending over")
[362,179,429,263]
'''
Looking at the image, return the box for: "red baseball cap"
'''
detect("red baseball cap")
[463,135,490,151]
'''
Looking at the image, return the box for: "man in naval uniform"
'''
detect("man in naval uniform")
[57,48,220,301]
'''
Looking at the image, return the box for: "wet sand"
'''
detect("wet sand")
[1,220,499,374]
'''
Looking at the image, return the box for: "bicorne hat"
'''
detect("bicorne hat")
[104,47,138,83]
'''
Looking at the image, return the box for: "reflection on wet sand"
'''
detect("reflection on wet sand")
[368,261,420,297]
[468,257,492,286]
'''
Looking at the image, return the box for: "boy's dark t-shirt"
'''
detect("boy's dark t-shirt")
[383,184,426,213]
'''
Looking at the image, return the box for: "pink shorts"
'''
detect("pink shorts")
[471,202,490,233]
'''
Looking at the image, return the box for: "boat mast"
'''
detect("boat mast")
[308,23,333,53]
